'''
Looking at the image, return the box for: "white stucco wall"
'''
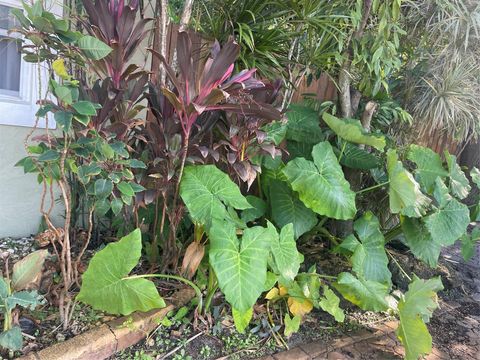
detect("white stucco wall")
[0,125,63,237]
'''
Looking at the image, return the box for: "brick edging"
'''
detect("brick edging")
[18,288,195,360]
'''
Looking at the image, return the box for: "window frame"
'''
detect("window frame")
[0,0,62,129]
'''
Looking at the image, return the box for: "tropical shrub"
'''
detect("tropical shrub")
[77,102,479,359]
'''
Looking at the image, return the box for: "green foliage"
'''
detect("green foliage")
[334,272,389,312]
[285,105,323,144]
[268,179,317,239]
[180,165,251,229]
[322,113,386,151]
[77,35,113,60]
[387,149,430,217]
[396,277,443,360]
[445,151,471,199]
[283,142,357,220]
[232,307,253,333]
[77,229,166,315]
[208,220,277,312]
[284,313,301,337]
[349,212,391,285]
[318,286,345,322]
[1,251,46,350]
[270,224,303,282]
[407,145,448,193]
[401,217,441,268]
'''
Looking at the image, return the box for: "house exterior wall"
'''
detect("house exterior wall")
[0,125,63,237]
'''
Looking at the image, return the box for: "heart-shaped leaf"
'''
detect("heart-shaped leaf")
[283,142,356,220]
[77,229,166,315]
[351,212,391,286]
[270,223,302,282]
[334,272,389,312]
[180,165,251,228]
[396,277,443,360]
[209,220,277,312]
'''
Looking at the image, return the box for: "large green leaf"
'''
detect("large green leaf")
[318,285,345,322]
[209,220,277,312]
[269,179,317,239]
[351,212,391,285]
[77,35,113,60]
[283,142,356,220]
[77,229,166,315]
[401,217,441,268]
[270,224,303,282]
[0,327,23,351]
[232,307,253,333]
[322,113,386,151]
[180,165,251,228]
[407,145,448,193]
[287,140,314,160]
[424,198,470,246]
[396,277,443,360]
[285,105,323,144]
[339,142,380,170]
[387,149,430,217]
[334,272,389,312]
[241,195,266,223]
[445,151,471,199]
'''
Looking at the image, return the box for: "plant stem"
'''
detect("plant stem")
[338,141,347,163]
[386,249,412,281]
[384,225,402,243]
[303,273,338,280]
[125,273,202,310]
[204,265,217,314]
[356,181,390,195]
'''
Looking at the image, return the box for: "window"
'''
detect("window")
[0,4,21,96]
[0,0,61,128]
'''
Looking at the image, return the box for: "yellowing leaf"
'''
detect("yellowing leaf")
[52,58,70,80]
[265,287,279,300]
[288,296,313,317]
[279,286,288,296]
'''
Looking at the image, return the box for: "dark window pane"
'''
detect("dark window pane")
[0,36,21,92]
[0,4,18,30]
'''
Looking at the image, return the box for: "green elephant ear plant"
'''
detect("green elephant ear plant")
[76,102,479,360]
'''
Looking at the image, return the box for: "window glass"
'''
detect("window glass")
[0,4,18,30]
[0,4,21,95]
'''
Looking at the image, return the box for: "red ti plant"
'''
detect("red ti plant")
[147,32,281,268]
[79,0,150,134]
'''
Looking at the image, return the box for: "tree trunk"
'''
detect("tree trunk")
[179,0,194,31]
[460,137,480,206]
[150,0,169,87]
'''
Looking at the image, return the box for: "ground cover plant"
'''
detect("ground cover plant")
[2,0,480,359]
